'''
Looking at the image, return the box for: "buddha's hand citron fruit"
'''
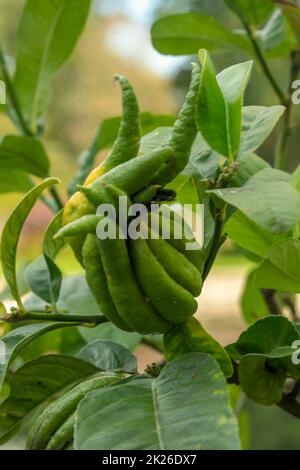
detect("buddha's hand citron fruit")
[56,70,204,335]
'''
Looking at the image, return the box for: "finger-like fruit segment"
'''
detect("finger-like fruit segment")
[54,215,102,239]
[82,234,132,331]
[86,147,174,202]
[26,374,120,450]
[129,237,198,323]
[97,219,170,334]
[147,237,202,297]
[149,209,205,273]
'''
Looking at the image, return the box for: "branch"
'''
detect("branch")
[1,310,109,326]
[278,382,300,419]
[261,288,282,316]
[0,46,33,136]
[0,46,65,213]
[26,311,109,325]
[242,21,288,105]
[275,50,300,170]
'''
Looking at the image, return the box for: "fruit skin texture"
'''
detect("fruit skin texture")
[147,236,202,297]
[97,218,171,335]
[58,69,205,335]
[82,234,132,332]
[129,236,198,323]
[62,74,141,263]
[26,373,121,450]
[151,64,201,186]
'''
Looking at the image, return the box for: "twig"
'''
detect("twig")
[278,381,300,419]
[0,46,33,136]
[242,21,288,105]
[275,50,300,170]
[261,288,282,315]
[0,46,65,213]
[25,311,109,325]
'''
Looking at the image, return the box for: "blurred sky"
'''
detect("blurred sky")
[95,0,185,76]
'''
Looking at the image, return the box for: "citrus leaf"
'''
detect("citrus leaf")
[255,240,300,293]
[239,106,285,158]
[13,0,91,127]
[0,178,59,309]
[0,135,49,178]
[151,12,252,56]
[75,353,240,450]
[77,340,137,374]
[209,168,300,233]
[0,321,81,392]
[240,269,270,324]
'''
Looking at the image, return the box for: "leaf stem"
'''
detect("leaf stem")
[49,185,64,211]
[26,311,109,325]
[278,385,300,419]
[0,46,65,213]
[0,46,33,136]
[275,50,300,170]
[242,21,288,105]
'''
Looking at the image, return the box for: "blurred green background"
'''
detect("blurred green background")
[0,0,300,450]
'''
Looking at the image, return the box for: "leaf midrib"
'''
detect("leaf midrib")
[30,1,66,126]
[151,381,165,450]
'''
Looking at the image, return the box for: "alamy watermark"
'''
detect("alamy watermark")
[292,340,300,365]
[95,198,205,250]
[0,80,6,105]
[292,80,300,104]
[0,340,6,365]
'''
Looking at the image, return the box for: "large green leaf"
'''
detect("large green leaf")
[0,355,97,443]
[256,8,298,58]
[238,354,285,405]
[239,106,285,158]
[164,317,232,378]
[195,50,252,159]
[77,340,137,374]
[0,170,32,194]
[13,0,91,127]
[255,240,300,293]
[216,61,253,159]
[240,269,270,324]
[26,255,61,305]
[75,353,240,450]
[151,12,252,56]
[0,135,49,178]
[236,316,299,355]
[79,322,142,352]
[230,153,270,187]
[0,321,80,391]
[0,178,59,309]
[278,1,300,43]
[236,317,300,404]
[0,262,30,302]
[68,113,176,195]
[225,0,274,26]
[209,168,300,233]
[226,211,289,258]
